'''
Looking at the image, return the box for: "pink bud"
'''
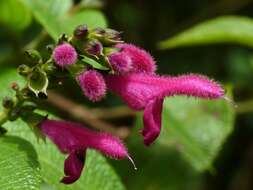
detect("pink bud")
[108,52,132,74]
[115,43,156,74]
[53,43,77,67]
[77,70,106,102]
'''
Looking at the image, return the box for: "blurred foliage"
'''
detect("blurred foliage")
[0,0,253,190]
[20,0,107,40]
[0,0,32,32]
[159,16,253,49]
[159,96,235,171]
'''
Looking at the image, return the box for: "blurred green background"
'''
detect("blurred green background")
[1,0,253,190]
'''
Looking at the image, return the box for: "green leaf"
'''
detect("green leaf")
[20,0,107,40]
[0,0,32,31]
[20,0,72,40]
[64,10,107,37]
[112,132,202,190]
[81,55,110,70]
[0,136,41,190]
[0,68,25,99]
[0,68,125,190]
[122,94,235,189]
[159,16,253,49]
[157,96,235,171]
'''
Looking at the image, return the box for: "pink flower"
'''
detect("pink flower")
[108,52,132,74]
[39,119,136,184]
[53,43,77,67]
[77,70,106,102]
[115,43,156,74]
[105,73,225,145]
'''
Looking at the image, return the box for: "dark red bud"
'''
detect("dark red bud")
[74,25,89,39]
[84,40,103,58]
[10,82,19,91]
[2,97,14,109]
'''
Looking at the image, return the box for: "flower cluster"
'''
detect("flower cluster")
[50,25,225,146]
[8,25,226,185]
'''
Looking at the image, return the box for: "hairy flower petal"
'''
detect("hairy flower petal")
[142,98,164,146]
[77,70,106,102]
[105,73,224,144]
[108,52,132,74]
[95,133,128,159]
[39,119,133,184]
[53,43,77,67]
[106,73,224,109]
[115,43,156,74]
[61,150,86,184]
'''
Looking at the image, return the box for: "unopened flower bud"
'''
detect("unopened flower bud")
[53,43,77,67]
[9,108,20,121]
[104,28,122,41]
[74,25,88,39]
[58,34,68,44]
[108,52,132,74]
[84,40,103,58]
[17,64,30,76]
[25,50,42,63]
[115,43,156,74]
[10,82,19,91]
[77,70,106,102]
[46,44,55,52]
[92,28,123,45]
[92,27,106,37]
[2,97,14,109]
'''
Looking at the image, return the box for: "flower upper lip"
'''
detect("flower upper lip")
[105,73,224,145]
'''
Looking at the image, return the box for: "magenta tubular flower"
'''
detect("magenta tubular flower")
[39,119,136,184]
[105,73,225,145]
[53,43,77,67]
[108,52,132,74]
[115,43,156,74]
[77,70,106,102]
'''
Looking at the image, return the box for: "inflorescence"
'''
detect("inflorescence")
[0,24,228,184]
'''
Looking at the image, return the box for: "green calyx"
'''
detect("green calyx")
[27,67,48,98]
[25,49,43,64]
